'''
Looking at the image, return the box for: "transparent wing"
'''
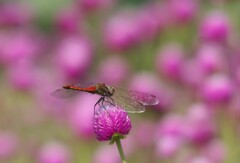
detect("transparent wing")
[51,88,80,98]
[111,87,159,113]
[110,87,144,113]
[112,92,145,113]
[130,91,159,106]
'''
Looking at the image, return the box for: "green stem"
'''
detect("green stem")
[115,138,127,163]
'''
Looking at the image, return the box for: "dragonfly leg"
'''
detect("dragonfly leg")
[94,96,104,114]
[105,96,115,106]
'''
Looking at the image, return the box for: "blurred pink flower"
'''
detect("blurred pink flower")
[76,0,114,12]
[155,114,185,158]
[156,43,185,81]
[182,59,206,88]
[0,3,32,26]
[186,155,214,163]
[129,72,172,110]
[187,103,212,122]
[136,3,167,40]
[38,141,71,163]
[168,0,198,23]
[104,12,141,52]
[155,114,185,141]
[184,103,215,145]
[55,9,81,34]
[196,44,226,74]
[0,132,18,159]
[203,139,226,163]
[97,56,129,85]
[200,11,230,42]
[155,134,182,158]
[68,94,99,139]
[56,36,93,80]
[0,32,40,65]
[93,146,120,163]
[7,62,36,91]
[201,74,233,104]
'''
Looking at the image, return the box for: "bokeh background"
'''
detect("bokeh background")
[1,0,240,162]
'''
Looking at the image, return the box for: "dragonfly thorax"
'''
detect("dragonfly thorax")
[96,83,115,97]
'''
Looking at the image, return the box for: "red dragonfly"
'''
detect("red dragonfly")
[51,82,159,113]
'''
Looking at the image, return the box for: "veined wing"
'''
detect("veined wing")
[51,88,80,98]
[110,87,145,113]
[130,91,159,106]
[111,87,159,113]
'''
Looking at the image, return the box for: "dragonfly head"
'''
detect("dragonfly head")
[106,85,115,96]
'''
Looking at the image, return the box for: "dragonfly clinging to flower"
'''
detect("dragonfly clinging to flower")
[51,82,159,113]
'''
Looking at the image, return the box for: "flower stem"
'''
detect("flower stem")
[115,138,127,163]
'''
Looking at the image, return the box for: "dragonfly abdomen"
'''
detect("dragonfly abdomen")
[63,85,97,93]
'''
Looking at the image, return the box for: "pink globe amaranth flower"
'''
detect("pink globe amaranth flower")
[56,36,93,80]
[93,105,132,141]
[38,141,71,163]
[0,3,32,26]
[7,62,36,91]
[184,103,215,145]
[168,0,198,23]
[68,94,99,139]
[156,43,185,81]
[97,56,129,85]
[155,115,185,157]
[76,0,114,12]
[0,32,40,65]
[182,59,207,88]
[136,3,167,40]
[203,140,226,163]
[55,9,81,34]
[196,44,226,75]
[201,74,234,104]
[155,135,183,158]
[128,72,173,111]
[0,132,18,159]
[186,155,214,163]
[104,12,141,52]
[199,11,230,42]
[155,114,185,137]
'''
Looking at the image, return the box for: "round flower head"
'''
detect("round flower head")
[38,141,71,163]
[93,105,132,141]
[199,11,230,42]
